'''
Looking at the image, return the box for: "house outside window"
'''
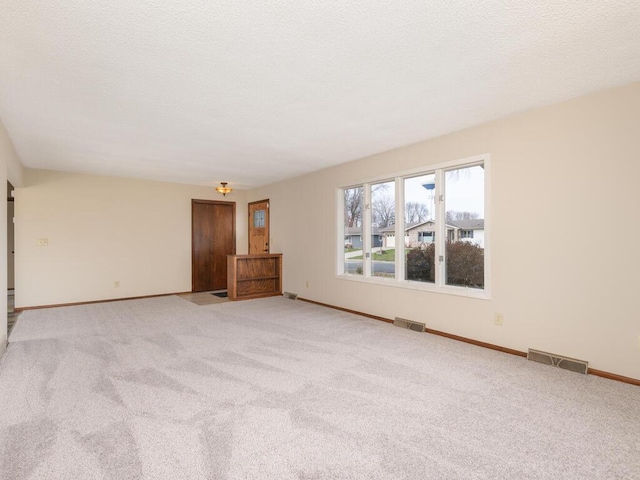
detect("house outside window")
[337,154,489,298]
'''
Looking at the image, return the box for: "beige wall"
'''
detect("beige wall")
[15,170,248,308]
[6,83,640,380]
[0,117,24,354]
[250,82,640,380]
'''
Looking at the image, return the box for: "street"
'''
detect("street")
[345,260,395,274]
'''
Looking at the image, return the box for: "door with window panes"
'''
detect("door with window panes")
[249,199,269,254]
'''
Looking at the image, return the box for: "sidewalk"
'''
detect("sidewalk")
[344,247,383,258]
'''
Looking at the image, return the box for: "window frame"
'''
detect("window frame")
[336,154,490,300]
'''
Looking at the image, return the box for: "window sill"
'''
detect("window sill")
[335,273,491,300]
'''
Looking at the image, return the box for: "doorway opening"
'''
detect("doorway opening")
[7,181,18,337]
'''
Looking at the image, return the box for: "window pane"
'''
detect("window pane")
[253,209,265,228]
[371,181,395,278]
[445,165,484,288]
[344,186,363,275]
[404,174,436,283]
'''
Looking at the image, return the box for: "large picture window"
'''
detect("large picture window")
[338,155,489,298]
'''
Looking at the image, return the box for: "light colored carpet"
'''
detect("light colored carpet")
[0,296,638,479]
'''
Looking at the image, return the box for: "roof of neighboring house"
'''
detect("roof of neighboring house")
[448,219,485,230]
[344,226,382,236]
[404,221,431,231]
[380,222,428,233]
[382,220,466,233]
[346,221,483,236]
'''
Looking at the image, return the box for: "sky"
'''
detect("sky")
[401,164,484,219]
[345,164,485,227]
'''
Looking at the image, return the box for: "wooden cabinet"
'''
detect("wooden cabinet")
[227,254,282,301]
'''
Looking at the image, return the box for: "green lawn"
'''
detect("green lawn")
[372,249,396,261]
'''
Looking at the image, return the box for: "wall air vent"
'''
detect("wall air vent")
[283,292,298,300]
[527,349,588,375]
[394,317,426,332]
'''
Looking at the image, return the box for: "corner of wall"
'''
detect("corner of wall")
[0,117,25,187]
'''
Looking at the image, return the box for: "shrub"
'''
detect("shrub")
[445,241,484,288]
[406,244,435,282]
[406,241,484,288]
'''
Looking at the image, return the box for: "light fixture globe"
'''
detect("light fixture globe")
[215,182,233,196]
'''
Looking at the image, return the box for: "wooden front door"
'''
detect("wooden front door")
[192,200,236,292]
[248,199,270,254]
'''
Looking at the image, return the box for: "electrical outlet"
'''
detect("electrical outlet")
[114,281,120,288]
[494,313,504,326]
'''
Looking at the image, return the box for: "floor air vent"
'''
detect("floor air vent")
[527,349,588,375]
[394,317,426,332]
[283,292,298,300]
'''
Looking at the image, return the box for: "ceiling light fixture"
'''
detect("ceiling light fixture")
[215,182,233,196]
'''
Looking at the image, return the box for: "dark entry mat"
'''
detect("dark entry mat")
[211,291,228,298]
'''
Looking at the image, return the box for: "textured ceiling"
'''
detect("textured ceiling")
[1,1,639,188]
